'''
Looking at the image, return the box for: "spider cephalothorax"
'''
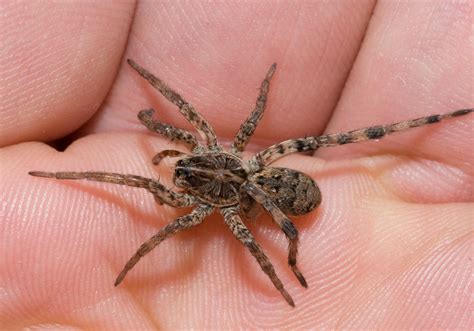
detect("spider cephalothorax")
[29,59,472,307]
[173,152,249,206]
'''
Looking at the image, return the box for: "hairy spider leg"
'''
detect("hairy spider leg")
[243,182,307,288]
[253,108,474,168]
[115,204,213,286]
[138,109,203,152]
[28,171,197,208]
[231,63,277,155]
[221,206,295,307]
[152,149,189,165]
[128,59,220,150]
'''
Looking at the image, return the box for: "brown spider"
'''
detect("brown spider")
[29,59,473,307]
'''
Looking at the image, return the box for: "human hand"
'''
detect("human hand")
[1,2,472,329]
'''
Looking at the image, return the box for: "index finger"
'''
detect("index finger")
[0,2,135,147]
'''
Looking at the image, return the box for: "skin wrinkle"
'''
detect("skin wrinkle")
[350,154,471,204]
[336,202,471,328]
[311,0,377,144]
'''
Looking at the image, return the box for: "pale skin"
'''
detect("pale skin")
[1,1,473,330]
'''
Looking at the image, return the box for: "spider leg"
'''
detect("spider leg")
[243,182,307,288]
[138,109,203,152]
[152,149,189,165]
[28,171,197,208]
[221,206,295,307]
[115,204,213,286]
[231,63,277,155]
[252,108,474,168]
[128,59,220,150]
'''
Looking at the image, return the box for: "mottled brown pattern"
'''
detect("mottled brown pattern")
[252,108,473,168]
[28,171,197,207]
[232,63,276,154]
[246,167,321,216]
[174,152,247,206]
[128,59,219,150]
[221,206,295,306]
[138,109,201,150]
[29,59,473,307]
[115,204,213,287]
[151,149,188,165]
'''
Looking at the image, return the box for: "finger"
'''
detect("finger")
[0,2,135,147]
[317,1,473,163]
[80,1,376,151]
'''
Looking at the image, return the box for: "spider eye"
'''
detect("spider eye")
[176,168,192,178]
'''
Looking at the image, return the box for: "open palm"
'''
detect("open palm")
[1,2,472,329]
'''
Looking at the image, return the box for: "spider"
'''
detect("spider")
[29,59,473,307]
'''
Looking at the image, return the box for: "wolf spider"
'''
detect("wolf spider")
[29,59,473,307]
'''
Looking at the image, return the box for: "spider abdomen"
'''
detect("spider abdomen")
[249,167,321,215]
[174,152,248,206]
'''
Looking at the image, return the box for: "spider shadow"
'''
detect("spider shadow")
[95,122,216,289]
[227,156,410,297]
[33,175,208,290]
[55,177,220,292]
[48,179,170,230]
[121,211,229,290]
